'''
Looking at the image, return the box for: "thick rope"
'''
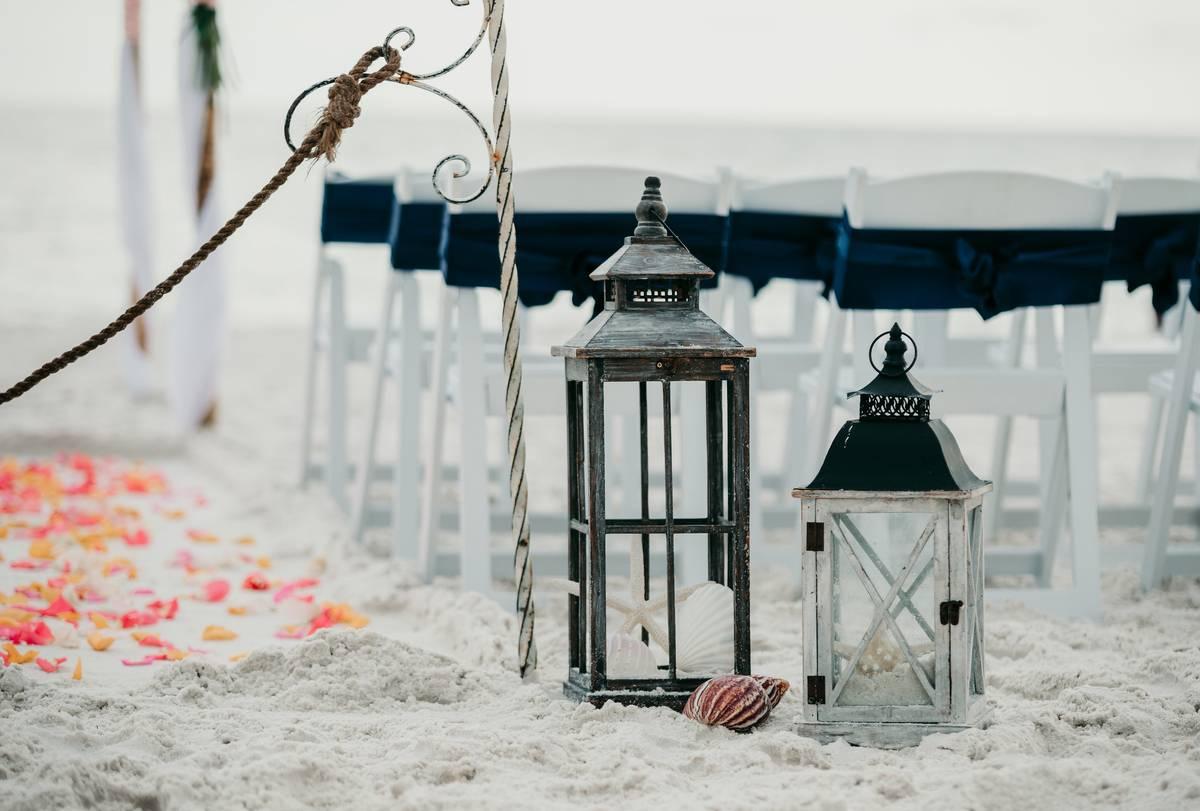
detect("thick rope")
[487,0,536,678]
[0,45,400,407]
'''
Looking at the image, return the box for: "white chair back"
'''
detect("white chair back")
[396,167,447,205]
[1114,176,1200,214]
[732,176,845,216]
[845,168,1119,230]
[455,166,722,214]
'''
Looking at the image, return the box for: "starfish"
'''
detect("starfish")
[540,537,705,653]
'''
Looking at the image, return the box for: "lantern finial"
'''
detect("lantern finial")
[880,323,910,377]
[634,176,669,237]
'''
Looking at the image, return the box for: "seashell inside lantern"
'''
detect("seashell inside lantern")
[607,632,659,679]
[682,674,771,731]
[753,675,791,710]
[675,581,735,675]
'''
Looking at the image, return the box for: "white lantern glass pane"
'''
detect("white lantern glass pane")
[968,505,985,696]
[830,512,938,707]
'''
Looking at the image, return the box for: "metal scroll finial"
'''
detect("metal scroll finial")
[634,176,669,237]
[282,1,497,204]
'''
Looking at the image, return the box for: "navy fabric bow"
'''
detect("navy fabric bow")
[1108,212,1200,316]
[388,201,446,271]
[834,217,1113,319]
[320,175,395,245]
[722,211,839,294]
[442,212,726,309]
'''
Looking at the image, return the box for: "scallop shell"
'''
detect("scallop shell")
[607,632,658,679]
[675,582,734,675]
[753,675,790,709]
[682,675,770,730]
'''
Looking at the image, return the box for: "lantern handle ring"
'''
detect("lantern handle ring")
[868,329,918,376]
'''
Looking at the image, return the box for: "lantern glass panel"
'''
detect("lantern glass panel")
[967,505,985,697]
[824,507,945,711]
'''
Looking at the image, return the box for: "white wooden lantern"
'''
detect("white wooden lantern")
[793,325,992,747]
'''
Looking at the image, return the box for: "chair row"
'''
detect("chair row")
[300,166,1200,611]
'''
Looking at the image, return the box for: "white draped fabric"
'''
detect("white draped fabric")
[171,15,226,430]
[117,5,155,397]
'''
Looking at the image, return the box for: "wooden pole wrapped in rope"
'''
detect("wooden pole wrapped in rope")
[0,45,400,407]
[486,0,536,678]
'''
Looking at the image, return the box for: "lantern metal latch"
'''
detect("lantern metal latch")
[805,522,824,552]
[806,675,826,705]
[939,600,964,625]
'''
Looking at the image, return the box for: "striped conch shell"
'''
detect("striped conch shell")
[682,674,771,731]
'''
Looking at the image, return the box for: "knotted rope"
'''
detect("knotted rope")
[0,44,400,406]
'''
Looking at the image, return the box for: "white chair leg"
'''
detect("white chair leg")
[390,272,423,559]
[851,311,876,386]
[985,308,1028,546]
[326,258,350,513]
[725,276,764,551]
[728,276,754,345]
[417,284,454,582]
[1034,309,1063,527]
[299,251,331,488]
[1134,388,1166,503]
[912,311,948,366]
[790,281,820,344]
[803,304,847,481]
[456,288,491,594]
[1143,307,1199,590]
[1035,416,1068,587]
[351,271,399,546]
[1061,306,1102,617]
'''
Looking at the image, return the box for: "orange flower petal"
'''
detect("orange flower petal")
[72,658,82,680]
[201,625,237,642]
[86,632,115,651]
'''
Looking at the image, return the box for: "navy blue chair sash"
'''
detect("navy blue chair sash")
[1108,212,1200,316]
[320,176,395,245]
[443,212,727,309]
[834,217,1113,319]
[389,201,446,271]
[723,211,839,293]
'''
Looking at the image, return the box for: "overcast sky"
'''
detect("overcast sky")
[4,0,1200,132]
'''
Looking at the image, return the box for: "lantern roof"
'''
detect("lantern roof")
[795,325,990,496]
[552,177,755,360]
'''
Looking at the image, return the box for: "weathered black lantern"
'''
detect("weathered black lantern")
[793,325,992,747]
[551,177,756,709]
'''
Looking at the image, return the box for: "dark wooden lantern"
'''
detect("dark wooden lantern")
[551,177,757,709]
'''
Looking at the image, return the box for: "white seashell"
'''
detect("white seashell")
[607,632,659,679]
[675,582,735,675]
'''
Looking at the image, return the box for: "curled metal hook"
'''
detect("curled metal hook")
[282,0,496,203]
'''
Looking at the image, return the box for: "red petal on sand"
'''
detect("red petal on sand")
[147,598,179,620]
[123,529,150,547]
[242,573,270,591]
[202,580,230,602]
[35,657,67,673]
[121,653,167,666]
[10,560,50,570]
[273,578,319,604]
[40,596,78,619]
[0,621,55,646]
[120,611,158,629]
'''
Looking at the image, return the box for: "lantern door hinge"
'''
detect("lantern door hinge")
[805,522,824,552]
[939,599,964,625]
[806,675,826,705]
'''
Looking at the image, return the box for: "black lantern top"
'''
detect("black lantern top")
[798,324,989,494]
[551,177,755,360]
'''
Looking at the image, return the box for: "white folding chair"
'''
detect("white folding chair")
[720,175,845,565]
[299,172,395,513]
[351,169,446,556]
[422,167,725,594]
[1142,298,1200,587]
[801,169,1119,618]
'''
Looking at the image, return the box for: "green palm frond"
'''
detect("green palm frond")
[191,4,222,93]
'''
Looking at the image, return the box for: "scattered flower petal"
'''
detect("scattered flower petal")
[202,625,237,642]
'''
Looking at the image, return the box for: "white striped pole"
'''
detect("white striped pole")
[486,0,536,677]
